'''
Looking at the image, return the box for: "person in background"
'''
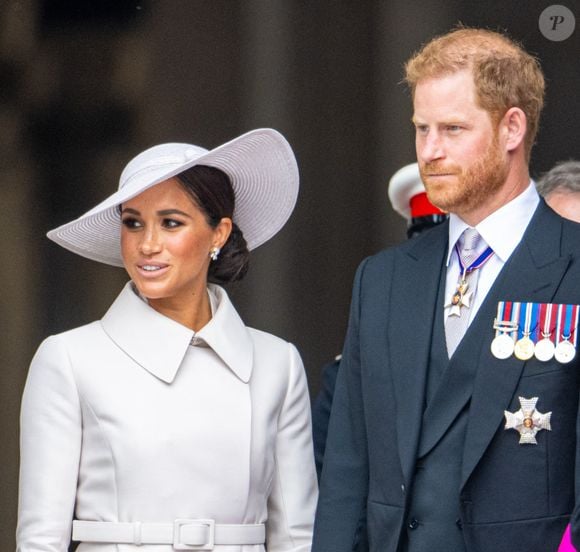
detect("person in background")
[17,128,318,552]
[312,162,447,481]
[313,27,580,552]
[536,160,580,224]
[388,162,448,239]
[536,160,580,552]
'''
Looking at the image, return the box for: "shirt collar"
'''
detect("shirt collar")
[100,282,253,384]
[446,181,540,265]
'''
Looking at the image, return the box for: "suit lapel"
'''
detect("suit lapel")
[461,202,571,486]
[388,224,448,485]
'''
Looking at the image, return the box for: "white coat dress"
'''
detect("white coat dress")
[17,282,318,552]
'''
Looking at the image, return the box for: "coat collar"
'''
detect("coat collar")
[100,282,253,384]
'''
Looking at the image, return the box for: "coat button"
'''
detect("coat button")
[456,518,463,530]
[401,484,406,495]
[408,518,419,530]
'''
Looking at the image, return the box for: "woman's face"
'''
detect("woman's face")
[120,177,231,315]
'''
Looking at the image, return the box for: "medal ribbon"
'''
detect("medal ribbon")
[517,302,535,340]
[512,301,521,338]
[494,301,503,338]
[556,304,564,346]
[572,305,579,347]
[557,304,567,346]
[494,301,516,337]
[538,303,557,343]
[529,302,539,340]
[538,303,549,340]
[454,243,495,276]
[504,301,512,322]
[536,303,545,342]
[559,303,580,346]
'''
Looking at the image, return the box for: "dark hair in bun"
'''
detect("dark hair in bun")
[176,165,249,284]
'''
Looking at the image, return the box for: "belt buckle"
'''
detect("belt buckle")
[173,519,215,550]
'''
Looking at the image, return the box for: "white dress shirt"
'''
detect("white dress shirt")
[444,182,540,326]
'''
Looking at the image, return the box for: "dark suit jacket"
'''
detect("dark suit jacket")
[312,358,340,480]
[312,358,369,552]
[313,201,580,552]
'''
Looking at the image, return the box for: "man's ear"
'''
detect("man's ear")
[500,107,527,153]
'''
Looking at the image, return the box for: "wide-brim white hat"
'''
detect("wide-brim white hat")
[387,162,425,220]
[47,128,299,266]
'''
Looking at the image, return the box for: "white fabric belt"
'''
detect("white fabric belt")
[73,519,266,550]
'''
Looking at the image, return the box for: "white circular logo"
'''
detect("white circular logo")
[539,5,576,41]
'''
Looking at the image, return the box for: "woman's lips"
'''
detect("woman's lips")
[136,262,170,277]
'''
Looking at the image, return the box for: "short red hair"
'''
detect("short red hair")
[405,27,545,161]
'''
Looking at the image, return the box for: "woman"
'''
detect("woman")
[17,129,317,551]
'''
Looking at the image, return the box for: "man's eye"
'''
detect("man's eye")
[447,125,462,133]
[121,217,142,229]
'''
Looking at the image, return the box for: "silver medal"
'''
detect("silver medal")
[534,338,555,362]
[555,340,576,364]
[491,333,515,359]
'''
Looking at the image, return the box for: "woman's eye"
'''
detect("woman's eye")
[163,218,183,229]
[121,217,142,229]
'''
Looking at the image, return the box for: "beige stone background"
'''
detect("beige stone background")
[1,0,579,549]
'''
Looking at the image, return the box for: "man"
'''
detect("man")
[536,160,580,552]
[388,162,449,239]
[537,160,580,223]
[313,28,580,552]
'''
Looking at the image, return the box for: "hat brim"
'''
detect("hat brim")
[387,162,424,220]
[47,128,299,266]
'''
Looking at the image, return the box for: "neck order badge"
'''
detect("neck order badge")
[445,229,494,318]
[445,229,494,356]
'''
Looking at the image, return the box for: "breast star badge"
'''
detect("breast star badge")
[504,396,552,444]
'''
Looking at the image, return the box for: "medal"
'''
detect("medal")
[492,301,579,364]
[534,303,556,362]
[514,302,537,361]
[534,338,555,362]
[514,336,534,360]
[504,396,552,445]
[554,303,579,365]
[491,333,515,359]
[491,301,517,359]
[555,340,575,363]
